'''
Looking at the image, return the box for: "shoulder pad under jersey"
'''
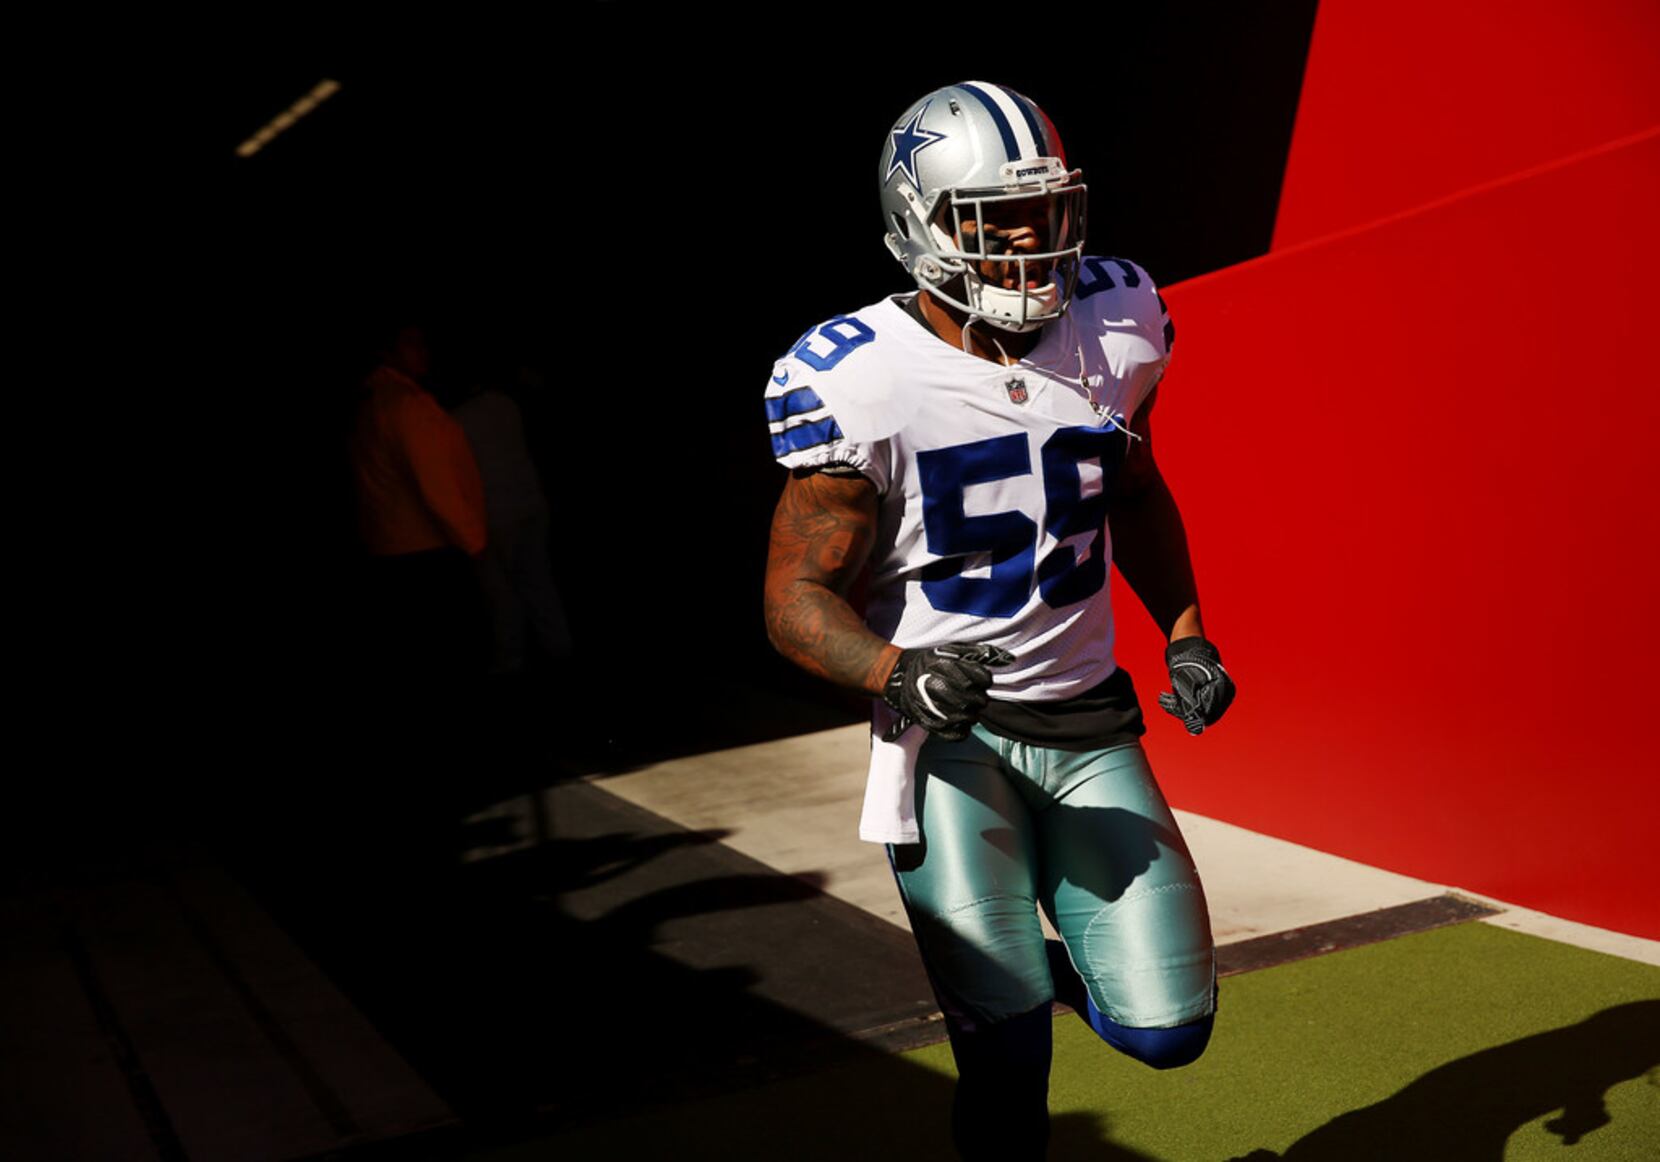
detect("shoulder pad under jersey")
[765,301,918,445]
[1070,256,1175,357]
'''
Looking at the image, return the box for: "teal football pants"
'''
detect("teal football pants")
[887,725,1216,1034]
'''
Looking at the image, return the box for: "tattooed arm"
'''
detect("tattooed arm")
[763,468,902,697]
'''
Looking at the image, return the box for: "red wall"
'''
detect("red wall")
[1123,7,1660,940]
[1272,0,1660,249]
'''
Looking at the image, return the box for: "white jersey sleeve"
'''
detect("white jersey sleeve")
[763,310,914,494]
[1070,254,1173,423]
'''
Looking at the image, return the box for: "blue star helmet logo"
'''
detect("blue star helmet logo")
[885,102,947,189]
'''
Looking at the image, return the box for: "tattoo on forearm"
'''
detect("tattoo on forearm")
[764,472,897,696]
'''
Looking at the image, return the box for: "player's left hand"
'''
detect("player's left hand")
[1157,636,1235,735]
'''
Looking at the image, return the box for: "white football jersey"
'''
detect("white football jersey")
[765,256,1173,705]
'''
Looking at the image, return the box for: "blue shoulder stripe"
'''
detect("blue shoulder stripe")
[764,385,827,424]
[771,417,845,458]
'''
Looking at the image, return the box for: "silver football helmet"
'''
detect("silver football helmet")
[879,81,1087,333]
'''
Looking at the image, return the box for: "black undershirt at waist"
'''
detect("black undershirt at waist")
[977,666,1146,752]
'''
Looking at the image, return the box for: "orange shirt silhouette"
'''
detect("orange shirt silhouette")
[350,365,487,558]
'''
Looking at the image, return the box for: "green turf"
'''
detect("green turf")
[1036,922,1660,1159]
[476,922,1659,1161]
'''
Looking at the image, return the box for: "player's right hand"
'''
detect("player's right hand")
[882,642,1016,742]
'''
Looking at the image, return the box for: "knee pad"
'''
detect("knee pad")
[1084,1000,1214,1070]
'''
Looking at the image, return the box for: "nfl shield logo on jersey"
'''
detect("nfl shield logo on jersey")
[1004,376,1029,405]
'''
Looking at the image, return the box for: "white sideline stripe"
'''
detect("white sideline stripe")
[580,723,1660,968]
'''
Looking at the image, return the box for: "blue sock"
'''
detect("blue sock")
[1045,938,1213,1069]
[1083,995,1213,1069]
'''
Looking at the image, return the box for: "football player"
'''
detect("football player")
[762,81,1235,1159]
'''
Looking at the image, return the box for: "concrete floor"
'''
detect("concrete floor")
[578,723,1660,967]
[12,716,1652,1162]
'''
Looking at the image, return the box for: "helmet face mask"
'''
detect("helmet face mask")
[930,181,1088,331]
[880,84,1087,333]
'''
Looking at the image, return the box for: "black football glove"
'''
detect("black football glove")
[882,642,1016,742]
[1157,636,1235,736]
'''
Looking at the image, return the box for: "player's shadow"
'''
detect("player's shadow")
[913,736,1188,912]
[1228,1000,1660,1162]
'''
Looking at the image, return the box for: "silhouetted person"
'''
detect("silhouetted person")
[346,323,490,835]
[350,324,486,560]
[451,375,572,678]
